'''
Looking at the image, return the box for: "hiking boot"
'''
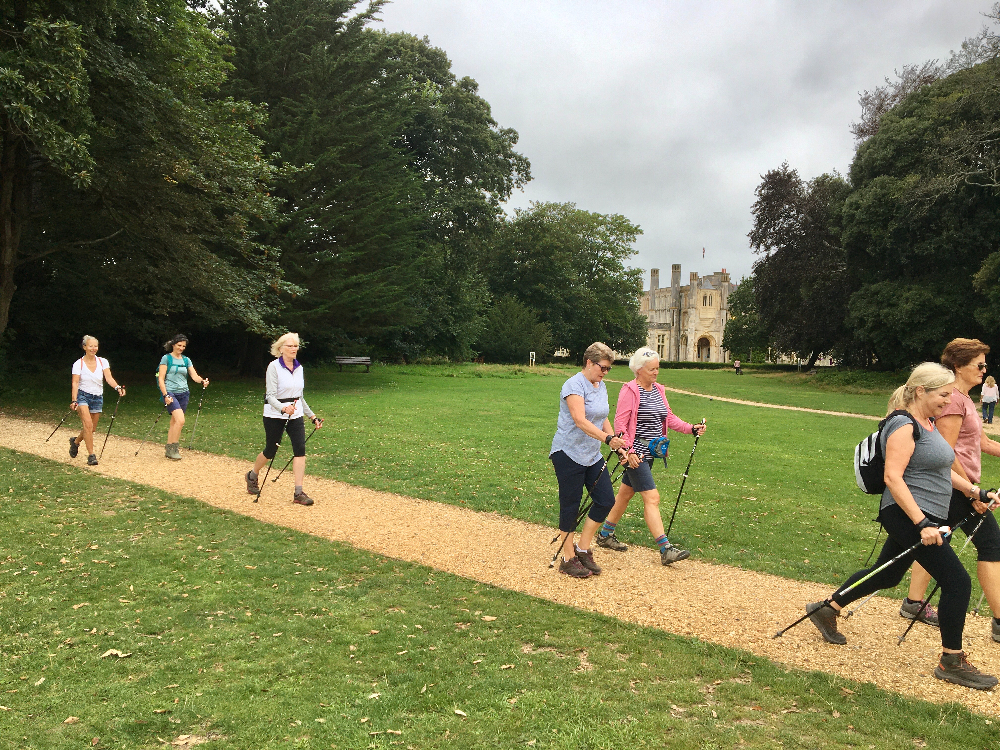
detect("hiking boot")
[596,532,628,552]
[87,454,99,466]
[934,651,998,691]
[807,601,846,645]
[558,556,592,579]
[900,598,940,627]
[69,436,80,459]
[575,548,602,576]
[660,544,690,565]
[292,491,314,506]
[993,617,1000,644]
[165,442,181,461]
[246,471,260,495]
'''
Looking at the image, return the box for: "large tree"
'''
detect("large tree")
[721,277,768,362]
[482,202,647,359]
[3,0,287,351]
[747,164,852,368]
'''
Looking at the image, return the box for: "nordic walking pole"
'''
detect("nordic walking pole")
[45,410,74,441]
[842,592,879,619]
[665,419,706,538]
[255,399,296,503]
[98,388,124,459]
[187,381,208,450]
[272,418,324,483]
[973,590,987,616]
[135,403,169,456]
[897,500,996,645]
[548,447,625,568]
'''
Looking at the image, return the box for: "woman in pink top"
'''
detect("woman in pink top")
[904,338,1000,644]
[595,348,705,565]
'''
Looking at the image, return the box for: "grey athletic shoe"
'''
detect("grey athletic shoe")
[934,651,998,691]
[246,471,260,495]
[807,601,846,645]
[558,556,592,579]
[165,442,181,461]
[993,618,1000,644]
[575,548,602,576]
[87,454,98,466]
[292,491,314,506]
[900,598,940,627]
[69,436,80,458]
[596,532,628,552]
[660,544,690,565]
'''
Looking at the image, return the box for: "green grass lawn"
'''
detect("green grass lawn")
[2,451,997,749]
[9,363,1000,596]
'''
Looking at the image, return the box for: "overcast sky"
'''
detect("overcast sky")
[375,0,993,288]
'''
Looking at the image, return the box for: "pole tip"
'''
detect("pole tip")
[772,631,783,639]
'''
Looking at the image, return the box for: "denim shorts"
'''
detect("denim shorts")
[76,390,103,413]
[622,457,657,492]
[163,391,190,414]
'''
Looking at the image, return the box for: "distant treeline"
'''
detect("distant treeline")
[1,0,647,373]
[724,6,1000,370]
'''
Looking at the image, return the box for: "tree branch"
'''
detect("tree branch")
[15,229,124,266]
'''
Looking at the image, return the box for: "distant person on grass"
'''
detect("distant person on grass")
[982,375,998,424]
[550,342,626,579]
[805,362,998,691]
[900,339,1000,645]
[595,348,705,564]
[245,332,323,506]
[69,335,126,466]
[734,359,742,375]
[157,334,209,461]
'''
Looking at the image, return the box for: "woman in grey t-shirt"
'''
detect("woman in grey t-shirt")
[804,363,998,690]
[549,342,626,579]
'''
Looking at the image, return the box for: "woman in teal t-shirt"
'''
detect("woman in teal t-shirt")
[157,334,209,460]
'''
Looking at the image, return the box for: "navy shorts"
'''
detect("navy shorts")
[164,391,190,414]
[76,390,103,413]
[622,457,657,492]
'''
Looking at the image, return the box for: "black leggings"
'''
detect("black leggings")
[550,450,616,532]
[832,503,971,650]
[262,416,306,459]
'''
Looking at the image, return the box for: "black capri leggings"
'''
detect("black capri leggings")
[831,502,971,651]
[262,416,306,459]
[550,450,616,532]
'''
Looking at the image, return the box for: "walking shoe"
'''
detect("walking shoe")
[165,442,181,461]
[900,598,940,627]
[596,532,628,552]
[87,454,99,466]
[660,544,690,565]
[575,548,602,576]
[69,436,80,459]
[292,491,314,506]
[934,651,998,690]
[806,601,846,645]
[992,617,1000,644]
[245,471,260,495]
[558,556,593,579]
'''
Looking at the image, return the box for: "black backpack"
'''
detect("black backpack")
[854,410,921,494]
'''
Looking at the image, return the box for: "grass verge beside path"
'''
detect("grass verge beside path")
[2,451,997,749]
[10,364,1000,598]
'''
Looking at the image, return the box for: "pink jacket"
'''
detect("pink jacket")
[614,380,693,452]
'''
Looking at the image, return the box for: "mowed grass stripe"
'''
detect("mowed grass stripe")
[1,450,996,749]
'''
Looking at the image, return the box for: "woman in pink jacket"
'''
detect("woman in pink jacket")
[595,348,706,565]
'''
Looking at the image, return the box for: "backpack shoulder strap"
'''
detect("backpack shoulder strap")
[880,409,920,444]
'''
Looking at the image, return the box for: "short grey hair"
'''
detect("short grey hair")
[582,342,615,366]
[629,348,659,373]
[80,335,98,349]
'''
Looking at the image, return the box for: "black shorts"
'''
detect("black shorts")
[262,416,306,459]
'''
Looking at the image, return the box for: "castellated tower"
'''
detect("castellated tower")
[639,262,736,363]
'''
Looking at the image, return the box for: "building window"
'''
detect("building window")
[656,334,666,360]
[703,294,713,306]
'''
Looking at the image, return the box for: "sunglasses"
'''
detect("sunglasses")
[594,364,611,373]
[978,363,988,371]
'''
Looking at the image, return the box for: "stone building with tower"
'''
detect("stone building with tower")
[641,265,735,363]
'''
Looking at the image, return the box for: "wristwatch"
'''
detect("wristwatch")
[917,517,939,530]
[604,434,613,445]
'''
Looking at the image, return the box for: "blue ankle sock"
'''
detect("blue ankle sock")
[598,521,616,538]
[654,534,669,552]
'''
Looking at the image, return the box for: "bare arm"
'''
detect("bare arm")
[103,366,124,395]
[71,374,80,409]
[157,364,173,404]
[187,365,208,387]
[565,395,624,450]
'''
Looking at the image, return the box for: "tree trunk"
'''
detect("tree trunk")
[805,350,820,369]
[0,123,29,338]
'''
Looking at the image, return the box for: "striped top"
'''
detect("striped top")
[633,385,669,457]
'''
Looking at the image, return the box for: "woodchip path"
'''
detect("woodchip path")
[3,413,1000,716]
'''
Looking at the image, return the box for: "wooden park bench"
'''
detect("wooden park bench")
[335,356,371,372]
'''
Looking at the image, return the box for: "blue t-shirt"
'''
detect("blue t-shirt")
[159,354,191,394]
[550,371,610,466]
